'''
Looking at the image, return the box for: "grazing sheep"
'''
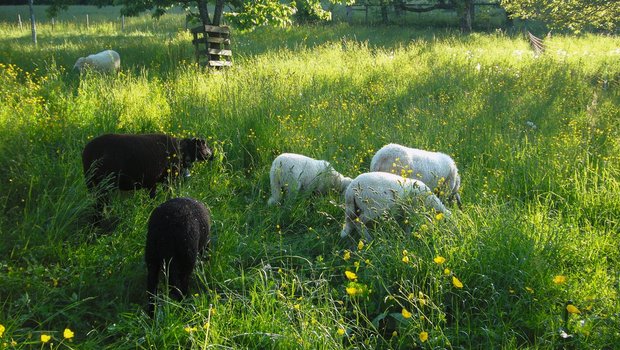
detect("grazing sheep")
[267,153,352,205]
[370,143,462,208]
[145,197,211,316]
[73,49,121,73]
[340,172,451,241]
[82,133,213,219]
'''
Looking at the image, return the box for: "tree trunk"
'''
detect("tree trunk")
[213,0,225,26]
[28,0,37,45]
[458,0,473,32]
[196,0,211,26]
[381,3,389,23]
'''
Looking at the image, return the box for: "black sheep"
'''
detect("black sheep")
[82,133,213,219]
[145,197,211,316]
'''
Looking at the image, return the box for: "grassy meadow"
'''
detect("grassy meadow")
[1,5,619,349]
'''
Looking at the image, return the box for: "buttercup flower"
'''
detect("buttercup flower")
[346,287,358,296]
[566,304,580,314]
[434,256,446,264]
[452,276,463,288]
[63,328,74,339]
[0,324,4,338]
[419,331,429,342]
[401,308,412,318]
[345,271,358,281]
[40,334,51,343]
[343,250,351,261]
[337,328,345,336]
[358,240,364,250]
[553,275,567,284]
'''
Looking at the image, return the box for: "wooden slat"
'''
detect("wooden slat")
[208,60,232,67]
[208,48,232,56]
[204,25,230,34]
[192,37,209,44]
[207,37,230,44]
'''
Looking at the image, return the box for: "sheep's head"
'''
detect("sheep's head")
[339,176,353,193]
[181,138,213,168]
[73,57,86,71]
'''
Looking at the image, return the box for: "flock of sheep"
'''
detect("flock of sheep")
[75,49,463,316]
[81,130,461,315]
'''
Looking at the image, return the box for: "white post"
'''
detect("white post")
[86,14,89,29]
[121,15,125,30]
[18,14,23,30]
[51,17,55,31]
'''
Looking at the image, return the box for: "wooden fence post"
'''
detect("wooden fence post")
[28,0,37,45]
[51,17,55,31]
[121,15,125,30]
[86,14,89,29]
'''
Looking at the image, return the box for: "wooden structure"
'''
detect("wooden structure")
[191,24,232,68]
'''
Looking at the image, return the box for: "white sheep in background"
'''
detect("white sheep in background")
[73,49,120,73]
[370,143,462,208]
[267,153,353,206]
[340,172,451,241]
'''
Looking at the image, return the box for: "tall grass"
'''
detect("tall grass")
[0,6,619,349]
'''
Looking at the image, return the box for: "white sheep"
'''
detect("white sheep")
[370,143,462,208]
[340,172,452,241]
[73,49,121,73]
[267,153,353,206]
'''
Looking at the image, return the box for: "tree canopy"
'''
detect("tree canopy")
[501,0,620,33]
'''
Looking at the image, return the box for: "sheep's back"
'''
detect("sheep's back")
[145,197,211,266]
[82,133,180,189]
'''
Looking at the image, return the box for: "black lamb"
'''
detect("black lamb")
[82,133,213,220]
[145,197,211,316]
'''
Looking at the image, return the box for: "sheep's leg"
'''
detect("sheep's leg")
[455,193,462,209]
[146,260,161,317]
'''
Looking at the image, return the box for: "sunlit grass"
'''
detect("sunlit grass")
[0,5,619,349]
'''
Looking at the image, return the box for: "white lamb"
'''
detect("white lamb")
[370,143,462,208]
[73,50,121,73]
[340,172,452,241]
[267,153,353,206]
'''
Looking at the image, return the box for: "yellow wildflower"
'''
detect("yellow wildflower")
[0,324,4,337]
[452,276,463,288]
[358,240,364,250]
[419,331,429,342]
[444,268,451,275]
[41,334,51,343]
[553,275,567,284]
[433,256,446,264]
[392,331,398,337]
[401,308,412,318]
[420,224,429,231]
[566,304,580,314]
[345,271,358,281]
[402,256,410,263]
[346,287,358,296]
[343,250,351,261]
[337,328,345,336]
[63,328,74,339]
[293,304,300,310]
[435,213,445,221]
[184,326,197,333]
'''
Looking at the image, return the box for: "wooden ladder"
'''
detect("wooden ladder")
[191,25,232,67]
